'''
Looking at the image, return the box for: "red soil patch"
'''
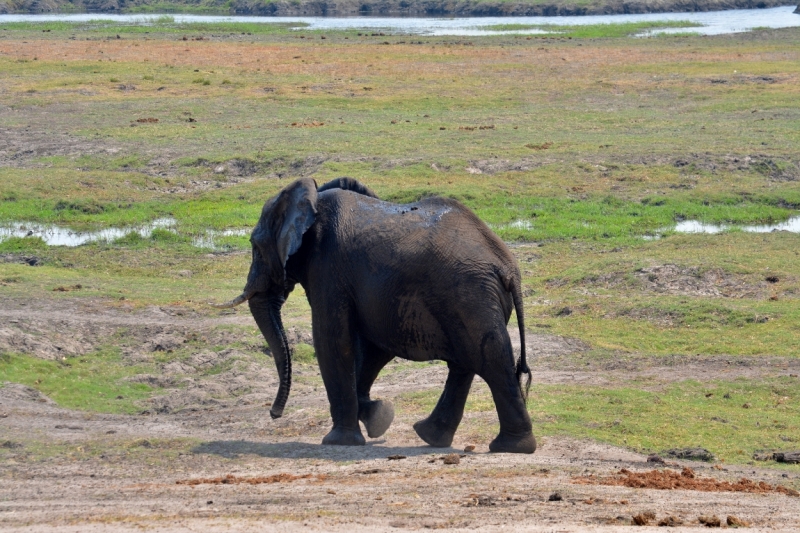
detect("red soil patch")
[176,473,325,486]
[573,467,799,496]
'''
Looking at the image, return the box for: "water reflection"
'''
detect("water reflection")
[0,6,798,36]
[674,217,800,234]
[493,219,534,231]
[0,219,249,249]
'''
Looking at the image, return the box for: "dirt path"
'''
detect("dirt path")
[3,384,798,532]
[2,298,800,531]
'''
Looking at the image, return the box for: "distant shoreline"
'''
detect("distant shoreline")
[0,0,796,17]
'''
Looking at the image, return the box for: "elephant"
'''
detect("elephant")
[213,177,535,454]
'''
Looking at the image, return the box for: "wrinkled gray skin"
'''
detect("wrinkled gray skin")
[217,177,535,453]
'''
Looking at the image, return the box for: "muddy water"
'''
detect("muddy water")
[1,6,799,36]
[0,218,249,249]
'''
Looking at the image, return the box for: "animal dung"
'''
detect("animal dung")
[442,453,460,465]
[631,511,655,526]
[658,515,683,527]
[727,515,750,527]
[698,515,721,527]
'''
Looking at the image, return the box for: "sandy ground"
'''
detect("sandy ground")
[1,297,800,532]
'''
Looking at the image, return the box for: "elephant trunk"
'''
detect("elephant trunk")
[249,294,292,419]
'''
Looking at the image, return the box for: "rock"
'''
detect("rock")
[387,454,406,460]
[664,447,715,462]
[0,253,42,266]
[162,361,195,375]
[144,334,185,353]
[773,451,800,464]
[0,325,92,360]
[0,382,55,404]
[285,327,313,349]
[124,374,175,388]
[189,350,223,370]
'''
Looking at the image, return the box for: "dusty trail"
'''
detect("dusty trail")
[3,385,799,532]
[2,297,800,531]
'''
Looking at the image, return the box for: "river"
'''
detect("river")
[0,6,798,36]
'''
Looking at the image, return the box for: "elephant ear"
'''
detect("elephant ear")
[257,178,318,285]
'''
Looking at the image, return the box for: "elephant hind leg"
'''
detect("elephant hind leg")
[413,363,474,448]
[479,331,536,454]
[356,345,395,438]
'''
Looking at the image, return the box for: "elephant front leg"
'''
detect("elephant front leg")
[316,328,365,446]
[413,363,474,448]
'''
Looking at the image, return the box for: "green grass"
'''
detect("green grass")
[474,21,704,38]
[2,192,797,246]
[0,236,49,253]
[1,24,800,463]
[0,351,156,414]
[0,19,309,35]
[398,377,800,466]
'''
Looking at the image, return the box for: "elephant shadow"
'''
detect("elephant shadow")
[191,440,461,462]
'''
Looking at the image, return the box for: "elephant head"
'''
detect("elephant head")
[212,178,318,419]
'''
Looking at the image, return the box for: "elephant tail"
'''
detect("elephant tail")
[510,276,531,403]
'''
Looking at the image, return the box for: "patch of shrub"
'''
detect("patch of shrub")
[114,232,145,246]
[54,200,106,215]
[0,236,48,252]
[150,228,189,244]
[293,343,316,364]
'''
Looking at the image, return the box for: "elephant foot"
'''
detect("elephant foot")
[413,417,456,448]
[489,432,536,454]
[322,426,366,446]
[359,400,395,439]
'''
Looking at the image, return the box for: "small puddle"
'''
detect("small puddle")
[191,228,250,249]
[0,219,249,249]
[673,217,800,234]
[644,216,800,239]
[493,219,534,231]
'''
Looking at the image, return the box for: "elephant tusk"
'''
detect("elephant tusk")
[209,292,253,309]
